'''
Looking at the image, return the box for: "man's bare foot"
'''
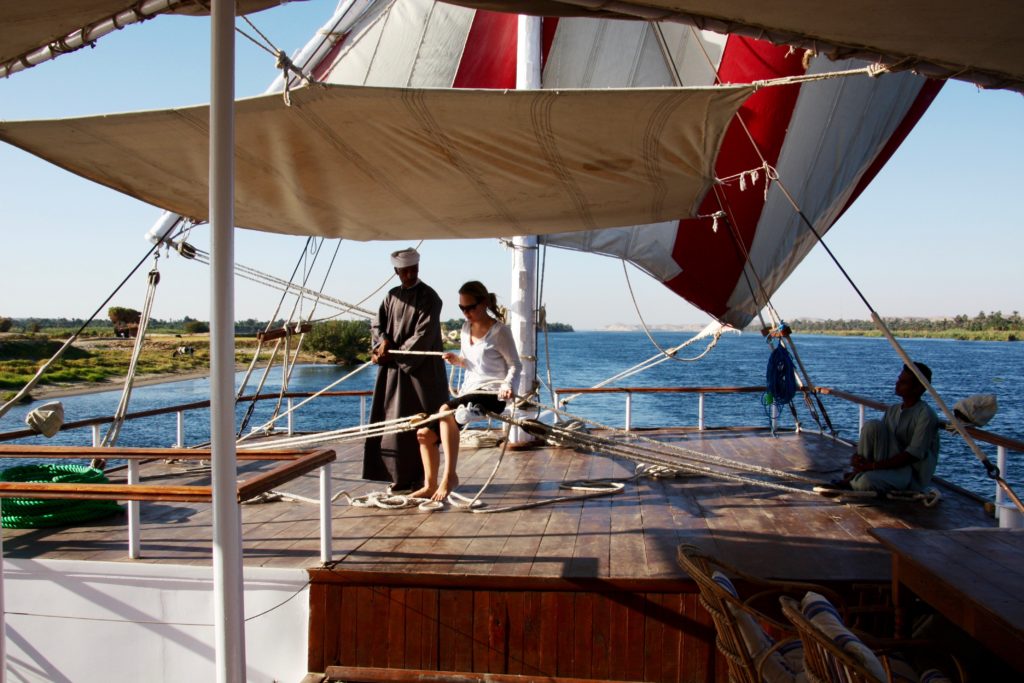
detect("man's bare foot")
[409,483,436,499]
[431,474,459,501]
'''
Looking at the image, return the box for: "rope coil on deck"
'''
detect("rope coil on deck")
[0,464,123,528]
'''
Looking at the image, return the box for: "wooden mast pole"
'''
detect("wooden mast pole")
[509,14,542,445]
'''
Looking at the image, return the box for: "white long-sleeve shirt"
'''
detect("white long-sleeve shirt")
[458,320,521,395]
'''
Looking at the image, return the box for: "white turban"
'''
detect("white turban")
[390,248,420,268]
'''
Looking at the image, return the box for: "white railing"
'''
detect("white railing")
[554,384,1024,525]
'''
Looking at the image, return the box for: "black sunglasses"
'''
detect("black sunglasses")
[459,302,480,313]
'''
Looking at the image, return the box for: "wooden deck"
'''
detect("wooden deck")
[1,429,995,682]
[2,428,991,576]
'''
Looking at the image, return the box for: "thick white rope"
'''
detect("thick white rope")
[387,350,446,356]
[191,247,374,320]
[0,242,160,419]
[507,400,826,485]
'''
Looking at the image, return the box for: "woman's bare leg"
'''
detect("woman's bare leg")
[433,413,461,501]
[412,427,440,499]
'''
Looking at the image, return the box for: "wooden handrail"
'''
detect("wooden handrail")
[0,445,336,504]
[812,386,888,411]
[813,387,1024,452]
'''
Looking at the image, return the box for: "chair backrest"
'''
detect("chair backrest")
[779,596,882,683]
[677,544,765,683]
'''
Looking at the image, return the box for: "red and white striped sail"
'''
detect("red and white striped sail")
[298,0,939,327]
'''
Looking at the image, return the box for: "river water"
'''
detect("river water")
[3,332,1022,501]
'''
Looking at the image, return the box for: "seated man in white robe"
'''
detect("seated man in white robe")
[829,362,940,494]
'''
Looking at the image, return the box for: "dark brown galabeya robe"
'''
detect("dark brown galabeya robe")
[362,280,449,490]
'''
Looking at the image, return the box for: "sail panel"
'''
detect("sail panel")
[725,63,932,322]
[0,83,750,240]
[299,2,937,326]
[445,0,1024,93]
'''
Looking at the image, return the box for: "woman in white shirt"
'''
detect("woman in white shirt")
[414,281,521,502]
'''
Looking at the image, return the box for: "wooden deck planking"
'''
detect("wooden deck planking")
[1,429,995,585]
[528,448,586,577]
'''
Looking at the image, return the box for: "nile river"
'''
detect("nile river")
[3,332,1022,501]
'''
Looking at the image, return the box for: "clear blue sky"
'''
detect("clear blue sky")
[1,1,1021,330]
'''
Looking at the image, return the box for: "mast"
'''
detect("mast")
[209,1,246,681]
[509,14,541,444]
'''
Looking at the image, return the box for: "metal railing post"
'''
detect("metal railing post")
[0,499,6,683]
[287,398,294,436]
[176,410,185,448]
[698,393,705,431]
[91,424,101,447]
[128,459,141,558]
[360,396,366,426]
[624,393,632,431]
[320,463,333,564]
[996,445,1007,507]
[858,405,865,435]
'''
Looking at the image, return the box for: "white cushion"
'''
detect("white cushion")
[712,571,803,683]
[801,591,887,681]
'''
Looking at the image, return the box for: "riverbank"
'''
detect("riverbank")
[26,367,226,401]
[1,334,326,403]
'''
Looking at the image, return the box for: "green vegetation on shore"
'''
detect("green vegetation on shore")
[0,316,288,337]
[781,311,1022,341]
[0,335,318,401]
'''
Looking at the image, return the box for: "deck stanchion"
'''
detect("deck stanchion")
[176,410,185,448]
[996,445,1007,508]
[91,425,100,447]
[624,393,632,431]
[128,459,141,558]
[360,396,366,426]
[698,393,705,430]
[287,399,294,436]
[858,404,865,435]
[320,463,333,563]
[0,498,6,683]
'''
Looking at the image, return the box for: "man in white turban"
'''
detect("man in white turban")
[363,248,449,491]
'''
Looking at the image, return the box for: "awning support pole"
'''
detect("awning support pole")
[210,1,246,681]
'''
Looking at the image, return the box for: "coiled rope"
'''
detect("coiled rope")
[0,464,122,528]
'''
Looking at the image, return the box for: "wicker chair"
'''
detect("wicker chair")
[677,544,847,683]
[779,596,965,683]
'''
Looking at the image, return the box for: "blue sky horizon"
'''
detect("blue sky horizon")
[1,1,1021,331]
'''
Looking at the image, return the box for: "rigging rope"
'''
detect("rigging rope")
[235,361,375,446]
[682,28,840,435]
[237,237,325,435]
[558,321,728,407]
[0,240,160,419]
[524,400,823,484]
[93,262,162,464]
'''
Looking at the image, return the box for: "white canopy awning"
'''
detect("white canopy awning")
[447,1,1024,93]
[0,1,292,75]
[0,82,751,240]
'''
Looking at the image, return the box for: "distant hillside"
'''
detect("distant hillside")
[599,323,709,332]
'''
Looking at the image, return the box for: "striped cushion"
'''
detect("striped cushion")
[919,669,953,683]
[711,572,803,683]
[801,591,887,681]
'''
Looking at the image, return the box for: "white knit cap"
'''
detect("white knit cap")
[390,248,420,268]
